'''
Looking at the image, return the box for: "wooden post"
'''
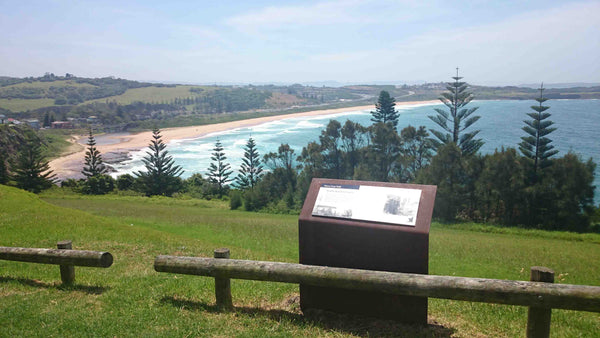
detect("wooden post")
[214,248,233,311]
[57,240,75,285]
[527,266,555,338]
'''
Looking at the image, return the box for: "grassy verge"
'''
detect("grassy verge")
[1,186,599,336]
[38,128,87,160]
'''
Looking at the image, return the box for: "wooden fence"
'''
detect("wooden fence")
[0,240,113,284]
[154,248,600,338]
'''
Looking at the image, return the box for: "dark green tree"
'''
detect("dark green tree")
[262,144,297,207]
[340,120,368,178]
[428,68,483,155]
[518,83,558,178]
[370,91,399,128]
[235,137,263,190]
[475,148,526,224]
[12,139,56,193]
[398,125,434,182]
[116,174,135,190]
[370,122,401,182]
[207,139,233,197]
[82,128,108,178]
[319,120,343,178]
[0,149,9,184]
[134,128,183,196]
[416,143,470,220]
[43,112,51,128]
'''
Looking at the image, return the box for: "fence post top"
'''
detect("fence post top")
[57,240,72,249]
[530,266,555,283]
[214,248,230,259]
[531,266,554,274]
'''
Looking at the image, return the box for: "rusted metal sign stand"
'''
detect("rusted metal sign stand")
[298,178,436,324]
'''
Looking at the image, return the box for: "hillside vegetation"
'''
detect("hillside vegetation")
[3,74,599,135]
[1,185,599,336]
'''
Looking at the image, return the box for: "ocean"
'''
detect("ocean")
[110,99,600,203]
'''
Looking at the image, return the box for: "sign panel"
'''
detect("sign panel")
[311,183,422,226]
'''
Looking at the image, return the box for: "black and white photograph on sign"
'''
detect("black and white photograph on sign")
[312,184,422,226]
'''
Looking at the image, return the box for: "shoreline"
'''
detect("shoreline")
[49,100,438,180]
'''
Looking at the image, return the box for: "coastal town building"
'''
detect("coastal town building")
[51,121,73,129]
[25,119,41,129]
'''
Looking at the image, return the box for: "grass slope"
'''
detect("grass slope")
[1,186,599,336]
[86,85,210,105]
[0,98,56,112]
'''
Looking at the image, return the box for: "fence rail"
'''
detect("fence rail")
[154,254,600,312]
[155,249,600,338]
[1,240,113,284]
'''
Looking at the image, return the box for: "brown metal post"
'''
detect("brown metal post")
[214,248,233,311]
[527,266,554,338]
[57,240,75,284]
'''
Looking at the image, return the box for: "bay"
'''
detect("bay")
[111,99,600,203]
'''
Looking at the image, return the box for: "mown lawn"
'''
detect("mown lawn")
[1,186,599,336]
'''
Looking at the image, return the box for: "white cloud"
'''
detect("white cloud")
[224,0,430,34]
[226,0,363,29]
[303,1,600,83]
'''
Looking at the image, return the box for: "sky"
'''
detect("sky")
[0,0,599,86]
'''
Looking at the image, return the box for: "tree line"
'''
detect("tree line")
[1,70,598,232]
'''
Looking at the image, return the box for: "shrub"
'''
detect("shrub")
[243,188,269,211]
[116,174,135,190]
[61,178,81,188]
[229,190,242,210]
[79,175,115,195]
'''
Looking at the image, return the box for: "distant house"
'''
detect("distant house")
[7,118,21,125]
[87,115,98,123]
[51,121,73,129]
[25,119,41,129]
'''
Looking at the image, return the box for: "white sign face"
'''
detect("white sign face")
[311,184,422,226]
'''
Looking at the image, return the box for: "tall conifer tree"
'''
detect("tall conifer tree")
[208,139,233,196]
[13,138,56,193]
[82,128,108,178]
[519,83,558,177]
[428,68,482,155]
[370,91,399,128]
[235,137,263,190]
[134,128,183,196]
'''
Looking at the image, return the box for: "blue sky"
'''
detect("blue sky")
[1,0,598,85]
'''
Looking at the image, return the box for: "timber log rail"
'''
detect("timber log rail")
[155,248,600,338]
[0,240,113,284]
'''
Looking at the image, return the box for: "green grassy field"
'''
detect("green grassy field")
[1,186,599,336]
[0,98,56,112]
[0,80,96,112]
[1,80,96,90]
[86,85,210,105]
[0,83,211,112]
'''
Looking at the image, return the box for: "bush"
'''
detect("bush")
[243,188,269,211]
[79,175,115,195]
[116,174,135,190]
[229,190,242,210]
[183,173,220,199]
[61,178,81,188]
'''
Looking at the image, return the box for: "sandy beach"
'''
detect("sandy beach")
[49,100,438,180]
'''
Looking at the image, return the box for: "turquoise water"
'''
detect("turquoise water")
[111,99,600,203]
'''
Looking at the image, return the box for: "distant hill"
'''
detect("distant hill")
[518,82,600,89]
[1,74,599,132]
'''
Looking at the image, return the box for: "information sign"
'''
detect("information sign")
[312,184,422,226]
